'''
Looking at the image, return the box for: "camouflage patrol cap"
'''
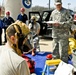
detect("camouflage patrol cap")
[55,0,62,5]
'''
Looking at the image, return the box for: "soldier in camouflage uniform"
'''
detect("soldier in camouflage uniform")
[50,0,73,63]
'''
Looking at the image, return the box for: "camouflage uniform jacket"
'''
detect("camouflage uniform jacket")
[50,7,73,38]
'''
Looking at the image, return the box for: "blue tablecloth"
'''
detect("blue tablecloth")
[25,52,72,75]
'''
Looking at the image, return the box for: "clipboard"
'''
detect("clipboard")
[46,21,57,24]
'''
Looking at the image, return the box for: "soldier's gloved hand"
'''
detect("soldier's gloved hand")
[53,22,60,26]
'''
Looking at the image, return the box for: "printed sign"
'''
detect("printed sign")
[22,0,32,8]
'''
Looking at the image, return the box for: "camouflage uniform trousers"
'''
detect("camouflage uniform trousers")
[52,37,69,63]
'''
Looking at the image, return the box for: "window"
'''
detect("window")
[42,12,49,21]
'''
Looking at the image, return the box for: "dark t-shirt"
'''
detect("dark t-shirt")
[17,14,28,23]
[0,19,3,34]
[3,17,14,28]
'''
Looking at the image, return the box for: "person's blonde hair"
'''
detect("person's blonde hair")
[31,16,36,21]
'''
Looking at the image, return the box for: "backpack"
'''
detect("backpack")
[22,54,35,73]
